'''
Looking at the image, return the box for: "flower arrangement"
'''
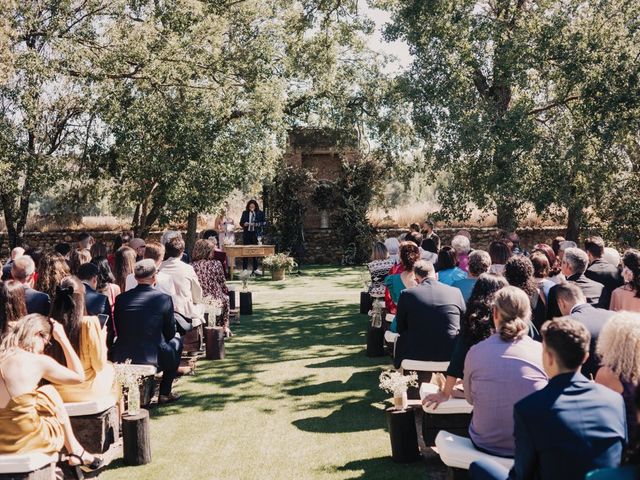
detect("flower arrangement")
[114,360,144,414]
[202,296,223,323]
[379,369,418,397]
[360,272,372,291]
[238,270,251,291]
[262,253,297,273]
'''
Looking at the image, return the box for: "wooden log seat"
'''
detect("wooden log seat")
[419,383,472,447]
[434,431,514,480]
[66,396,119,454]
[129,365,158,407]
[0,453,57,480]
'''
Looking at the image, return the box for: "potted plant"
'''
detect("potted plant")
[379,369,418,411]
[262,253,297,281]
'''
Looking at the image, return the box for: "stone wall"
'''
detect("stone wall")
[0,226,567,264]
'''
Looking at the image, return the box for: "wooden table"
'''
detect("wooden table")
[222,244,275,279]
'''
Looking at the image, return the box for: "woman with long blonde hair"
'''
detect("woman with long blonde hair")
[0,314,103,472]
[596,312,640,449]
[114,246,136,293]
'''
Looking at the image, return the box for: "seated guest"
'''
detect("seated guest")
[533,243,563,284]
[557,240,577,262]
[68,248,91,275]
[556,283,614,379]
[504,256,546,333]
[437,246,467,286]
[49,276,116,403]
[114,246,136,293]
[384,242,420,331]
[161,231,190,263]
[161,237,203,326]
[405,231,437,263]
[11,256,50,315]
[464,286,547,457]
[35,251,71,300]
[89,242,108,259]
[470,317,626,480]
[54,242,72,260]
[452,234,472,273]
[91,256,120,316]
[530,251,556,299]
[421,219,441,251]
[394,260,465,368]
[367,242,394,298]
[0,281,27,337]
[125,242,176,298]
[585,236,623,309]
[551,236,565,257]
[610,249,640,312]
[201,229,229,276]
[23,248,44,284]
[604,247,622,268]
[488,241,511,276]
[595,312,640,451]
[192,240,231,336]
[112,260,182,404]
[453,250,491,302]
[107,234,126,271]
[129,238,146,262]
[76,263,111,323]
[2,247,25,281]
[384,237,400,264]
[0,314,103,471]
[77,232,94,251]
[547,247,604,319]
[424,274,507,408]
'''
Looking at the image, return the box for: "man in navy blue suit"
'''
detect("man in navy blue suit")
[11,255,50,315]
[112,259,183,404]
[77,262,111,325]
[470,317,626,480]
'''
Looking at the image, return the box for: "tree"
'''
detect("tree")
[379,0,640,236]
[0,0,117,247]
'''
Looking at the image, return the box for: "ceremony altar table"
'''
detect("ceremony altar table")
[222,244,275,279]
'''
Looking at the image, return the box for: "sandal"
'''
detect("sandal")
[67,449,104,473]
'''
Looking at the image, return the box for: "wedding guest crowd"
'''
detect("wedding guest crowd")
[374,221,640,478]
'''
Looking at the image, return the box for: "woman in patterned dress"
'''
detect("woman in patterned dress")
[192,240,231,337]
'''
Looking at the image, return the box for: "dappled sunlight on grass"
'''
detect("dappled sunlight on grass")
[101,266,427,480]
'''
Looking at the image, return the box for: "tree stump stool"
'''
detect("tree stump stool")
[229,290,236,310]
[366,322,385,357]
[122,410,152,466]
[205,326,225,360]
[240,291,253,315]
[360,291,373,314]
[386,407,421,463]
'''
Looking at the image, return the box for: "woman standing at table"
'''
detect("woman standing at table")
[240,200,265,274]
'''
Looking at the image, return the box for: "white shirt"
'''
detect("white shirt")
[160,257,204,326]
[125,271,176,299]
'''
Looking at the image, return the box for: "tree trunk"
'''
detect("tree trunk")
[566,204,584,242]
[496,201,518,233]
[185,211,198,256]
[1,194,24,248]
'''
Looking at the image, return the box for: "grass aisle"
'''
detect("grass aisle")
[102,266,427,480]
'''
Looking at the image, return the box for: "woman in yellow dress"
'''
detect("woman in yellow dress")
[0,313,103,471]
[49,276,116,403]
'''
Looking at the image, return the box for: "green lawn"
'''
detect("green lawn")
[101,266,429,480]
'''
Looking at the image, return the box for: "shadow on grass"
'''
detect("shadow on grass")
[334,456,427,480]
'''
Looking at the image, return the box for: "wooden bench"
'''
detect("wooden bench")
[0,453,57,480]
[434,431,514,480]
[419,383,472,447]
[400,360,449,399]
[65,396,119,454]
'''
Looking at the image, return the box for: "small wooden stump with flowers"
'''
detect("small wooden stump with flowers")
[379,369,421,463]
[203,297,225,360]
[238,270,253,315]
[262,253,296,281]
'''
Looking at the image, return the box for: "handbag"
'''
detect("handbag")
[174,311,194,336]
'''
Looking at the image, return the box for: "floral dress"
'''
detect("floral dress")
[192,259,230,328]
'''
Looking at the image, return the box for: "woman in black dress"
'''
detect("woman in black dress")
[239,200,265,273]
